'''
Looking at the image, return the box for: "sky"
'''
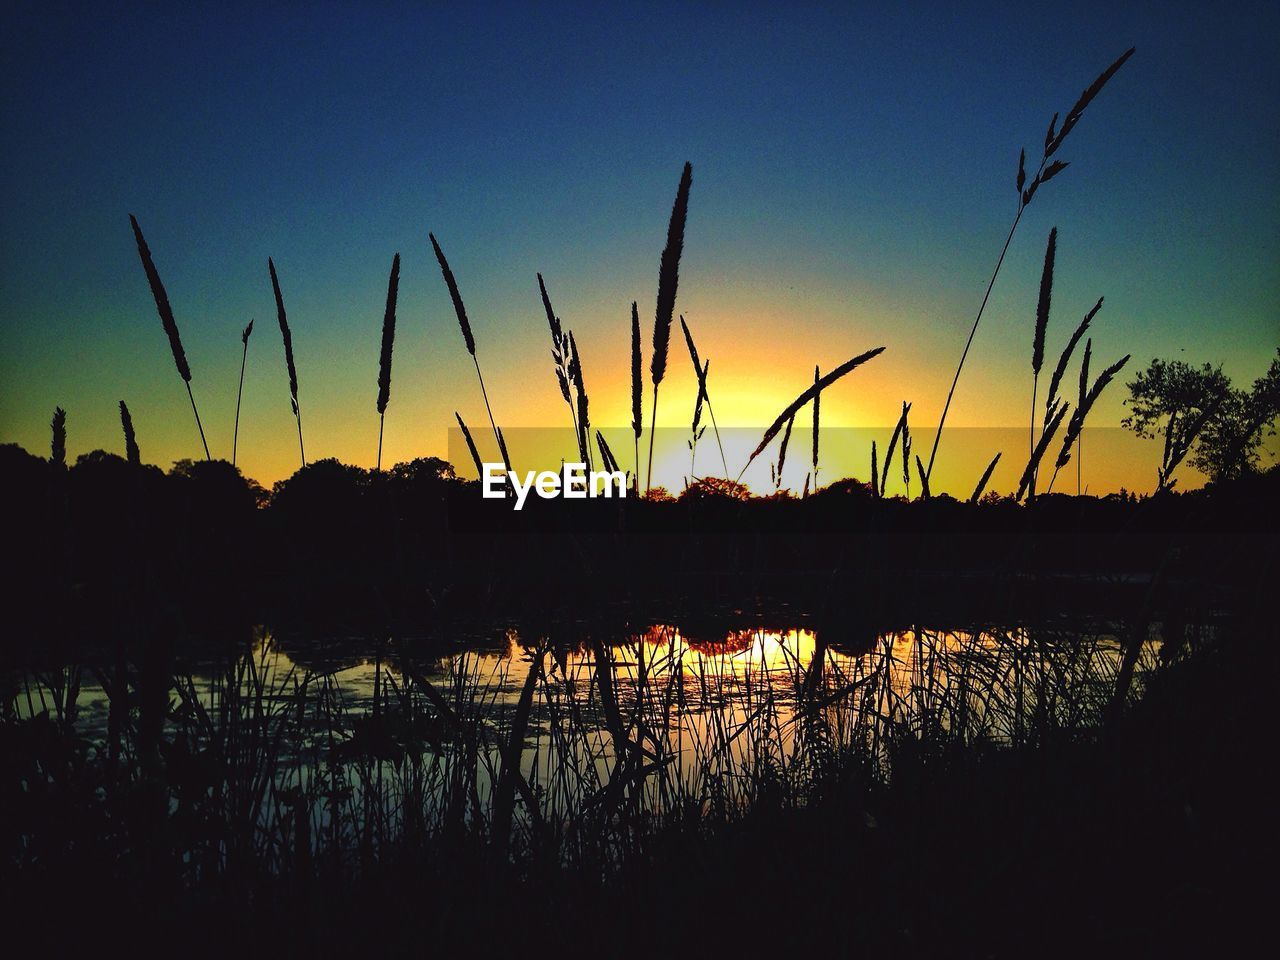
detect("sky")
[2,0,1277,495]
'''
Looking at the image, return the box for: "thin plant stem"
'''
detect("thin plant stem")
[705,397,729,477]
[233,338,248,467]
[1029,374,1039,499]
[646,384,660,494]
[925,162,1044,480]
[472,354,510,476]
[187,381,211,461]
[295,406,305,467]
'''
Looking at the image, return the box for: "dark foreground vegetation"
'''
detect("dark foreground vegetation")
[3,441,1277,642]
[3,600,1272,956]
[3,444,1276,955]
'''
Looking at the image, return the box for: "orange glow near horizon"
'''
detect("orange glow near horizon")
[2,228,1274,497]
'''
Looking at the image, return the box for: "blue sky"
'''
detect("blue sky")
[2,0,1277,490]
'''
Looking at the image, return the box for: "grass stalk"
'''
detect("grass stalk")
[1030,227,1057,501]
[925,48,1135,481]
[268,257,305,468]
[740,348,885,478]
[431,232,511,475]
[631,302,642,492]
[233,319,253,467]
[130,214,210,460]
[376,253,401,471]
[50,407,66,467]
[119,400,140,465]
[647,163,693,493]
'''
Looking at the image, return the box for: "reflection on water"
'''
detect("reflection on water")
[8,619,1161,869]
[17,622,1154,758]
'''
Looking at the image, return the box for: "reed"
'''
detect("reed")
[915,454,930,499]
[1048,348,1130,492]
[491,646,544,859]
[774,414,796,491]
[1044,297,1102,428]
[688,358,709,478]
[268,257,305,468]
[50,407,66,467]
[130,215,210,460]
[1016,401,1069,501]
[595,430,622,475]
[233,319,253,467]
[119,400,140,466]
[882,402,910,496]
[1077,340,1097,492]
[680,316,728,475]
[901,409,912,498]
[569,331,592,470]
[870,440,879,497]
[538,273,579,452]
[631,302,642,491]
[455,412,484,480]
[1031,227,1057,480]
[1078,339,1090,493]
[647,163,693,493]
[811,365,820,489]
[430,233,511,476]
[7,616,1180,913]
[741,347,885,477]
[970,451,1001,503]
[376,253,401,471]
[923,48,1135,481]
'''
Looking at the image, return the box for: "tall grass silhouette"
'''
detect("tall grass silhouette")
[595,429,622,475]
[50,407,66,467]
[680,316,728,476]
[631,302,642,491]
[811,365,821,490]
[455,412,484,479]
[901,405,913,498]
[431,233,511,476]
[119,400,140,465]
[881,401,910,496]
[647,162,693,493]
[773,413,796,491]
[1048,345,1130,492]
[741,348,885,478]
[569,331,592,470]
[924,47,1135,481]
[1016,402,1069,501]
[1030,226,1057,495]
[268,257,305,468]
[8,619,1183,927]
[130,215,210,461]
[376,253,401,471]
[916,454,931,498]
[52,55,1144,502]
[233,319,253,467]
[688,357,708,477]
[970,451,1001,502]
[538,273,579,458]
[1046,298,1101,419]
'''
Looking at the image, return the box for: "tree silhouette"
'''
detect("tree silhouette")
[1190,349,1280,482]
[1122,358,1231,491]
